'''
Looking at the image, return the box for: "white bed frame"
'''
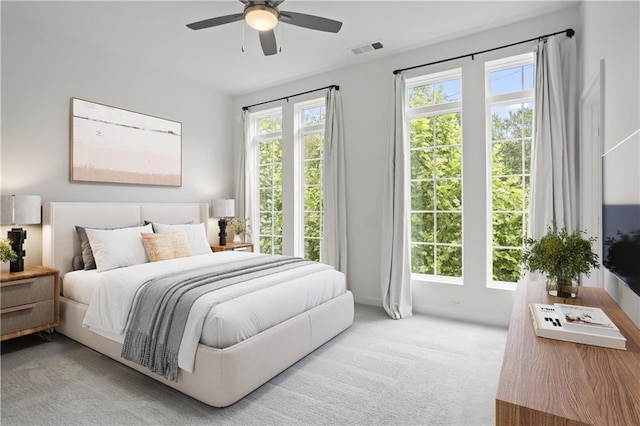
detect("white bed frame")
[42,202,354,407]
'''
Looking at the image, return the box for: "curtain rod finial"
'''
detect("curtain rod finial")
[566,29,575,38]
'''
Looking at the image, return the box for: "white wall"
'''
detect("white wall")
[234,6,580,326]
[580,1,640,326]
[1,4,236,265]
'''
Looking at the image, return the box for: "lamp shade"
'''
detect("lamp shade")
[211,199,235,218]
[1,195,41,225]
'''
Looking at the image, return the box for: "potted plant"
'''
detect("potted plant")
[522,223,600,298]
[0,237,17,264]
[228,218,250,244]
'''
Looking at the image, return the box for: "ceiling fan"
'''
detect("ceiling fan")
[186,0,343,56]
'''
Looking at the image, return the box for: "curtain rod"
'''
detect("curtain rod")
[242,85,339,110]
[393,28,575,75]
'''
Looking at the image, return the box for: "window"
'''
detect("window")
[407,69,463,280]
[486,54,535,284]
[249,98,325,261]
[254,108,283,255]
[296,100,326,262]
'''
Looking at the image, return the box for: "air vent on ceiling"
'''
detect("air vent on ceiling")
[350,41,384,55]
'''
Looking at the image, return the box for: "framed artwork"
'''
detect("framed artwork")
[70,98,182,186]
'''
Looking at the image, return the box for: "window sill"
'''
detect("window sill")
[487,280,517,291]
[411,273,463,286]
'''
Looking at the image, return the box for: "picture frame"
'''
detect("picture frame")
[70,98,182,187]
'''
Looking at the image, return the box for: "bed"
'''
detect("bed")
[42,202,354,407]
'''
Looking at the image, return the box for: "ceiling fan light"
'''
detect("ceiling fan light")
[245,5,279,31]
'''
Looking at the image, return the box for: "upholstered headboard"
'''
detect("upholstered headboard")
[42,202,210,275]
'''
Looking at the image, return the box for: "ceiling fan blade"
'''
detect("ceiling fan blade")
[279,11,342,33]
[186,13,244,30]
[259,30,278,56]
[272,0,285,7]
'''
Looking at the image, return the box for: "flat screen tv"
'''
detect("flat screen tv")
[602,129,640,297]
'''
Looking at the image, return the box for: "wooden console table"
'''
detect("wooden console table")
[496,281,640,425]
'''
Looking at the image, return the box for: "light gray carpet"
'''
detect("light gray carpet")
[1,304,507,425]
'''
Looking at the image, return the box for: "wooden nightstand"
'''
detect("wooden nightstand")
[1,266,60,341]
[211,242,254,253]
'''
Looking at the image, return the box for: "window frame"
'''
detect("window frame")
[406,68,464,285]
[485,52,535,289]
[251,106,284,255]
[248,97,326,260]
[294,97,326,261]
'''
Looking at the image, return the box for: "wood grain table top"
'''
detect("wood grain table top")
[495,281,640,425]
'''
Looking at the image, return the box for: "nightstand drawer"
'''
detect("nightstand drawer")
[0,300,55,335]
[0,275,55,309]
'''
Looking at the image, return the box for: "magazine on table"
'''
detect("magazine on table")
[529,303,626,350]
[554,303,621,337]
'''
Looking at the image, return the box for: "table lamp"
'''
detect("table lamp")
[1,195,41,272]
[211,199,235,245]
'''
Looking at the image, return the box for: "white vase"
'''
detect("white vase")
[233,234,243,244]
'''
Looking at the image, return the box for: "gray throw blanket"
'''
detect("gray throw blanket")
[121,255,314,382]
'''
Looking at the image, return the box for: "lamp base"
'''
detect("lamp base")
[8,228,26,273]
[218,219,228,246]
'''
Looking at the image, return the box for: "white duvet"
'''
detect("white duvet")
[75,251,346,373]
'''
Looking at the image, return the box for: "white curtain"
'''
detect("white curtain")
[235,109,256,237]
[529,36,577,238]
[380,73,412,319]
[322,87,348,275]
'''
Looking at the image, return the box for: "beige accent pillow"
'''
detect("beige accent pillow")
[141,231,193,262]
[151,222,212,255]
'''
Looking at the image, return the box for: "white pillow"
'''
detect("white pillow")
[151,222,212,255]
[86,224,154,272]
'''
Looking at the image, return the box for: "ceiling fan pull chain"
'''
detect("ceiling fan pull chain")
[241,22,245,53]
[278,24,282,53]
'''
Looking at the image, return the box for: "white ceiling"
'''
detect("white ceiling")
[4,1,577,96]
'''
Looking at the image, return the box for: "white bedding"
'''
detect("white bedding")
[63,269,100,305]
[67,251,346,373]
